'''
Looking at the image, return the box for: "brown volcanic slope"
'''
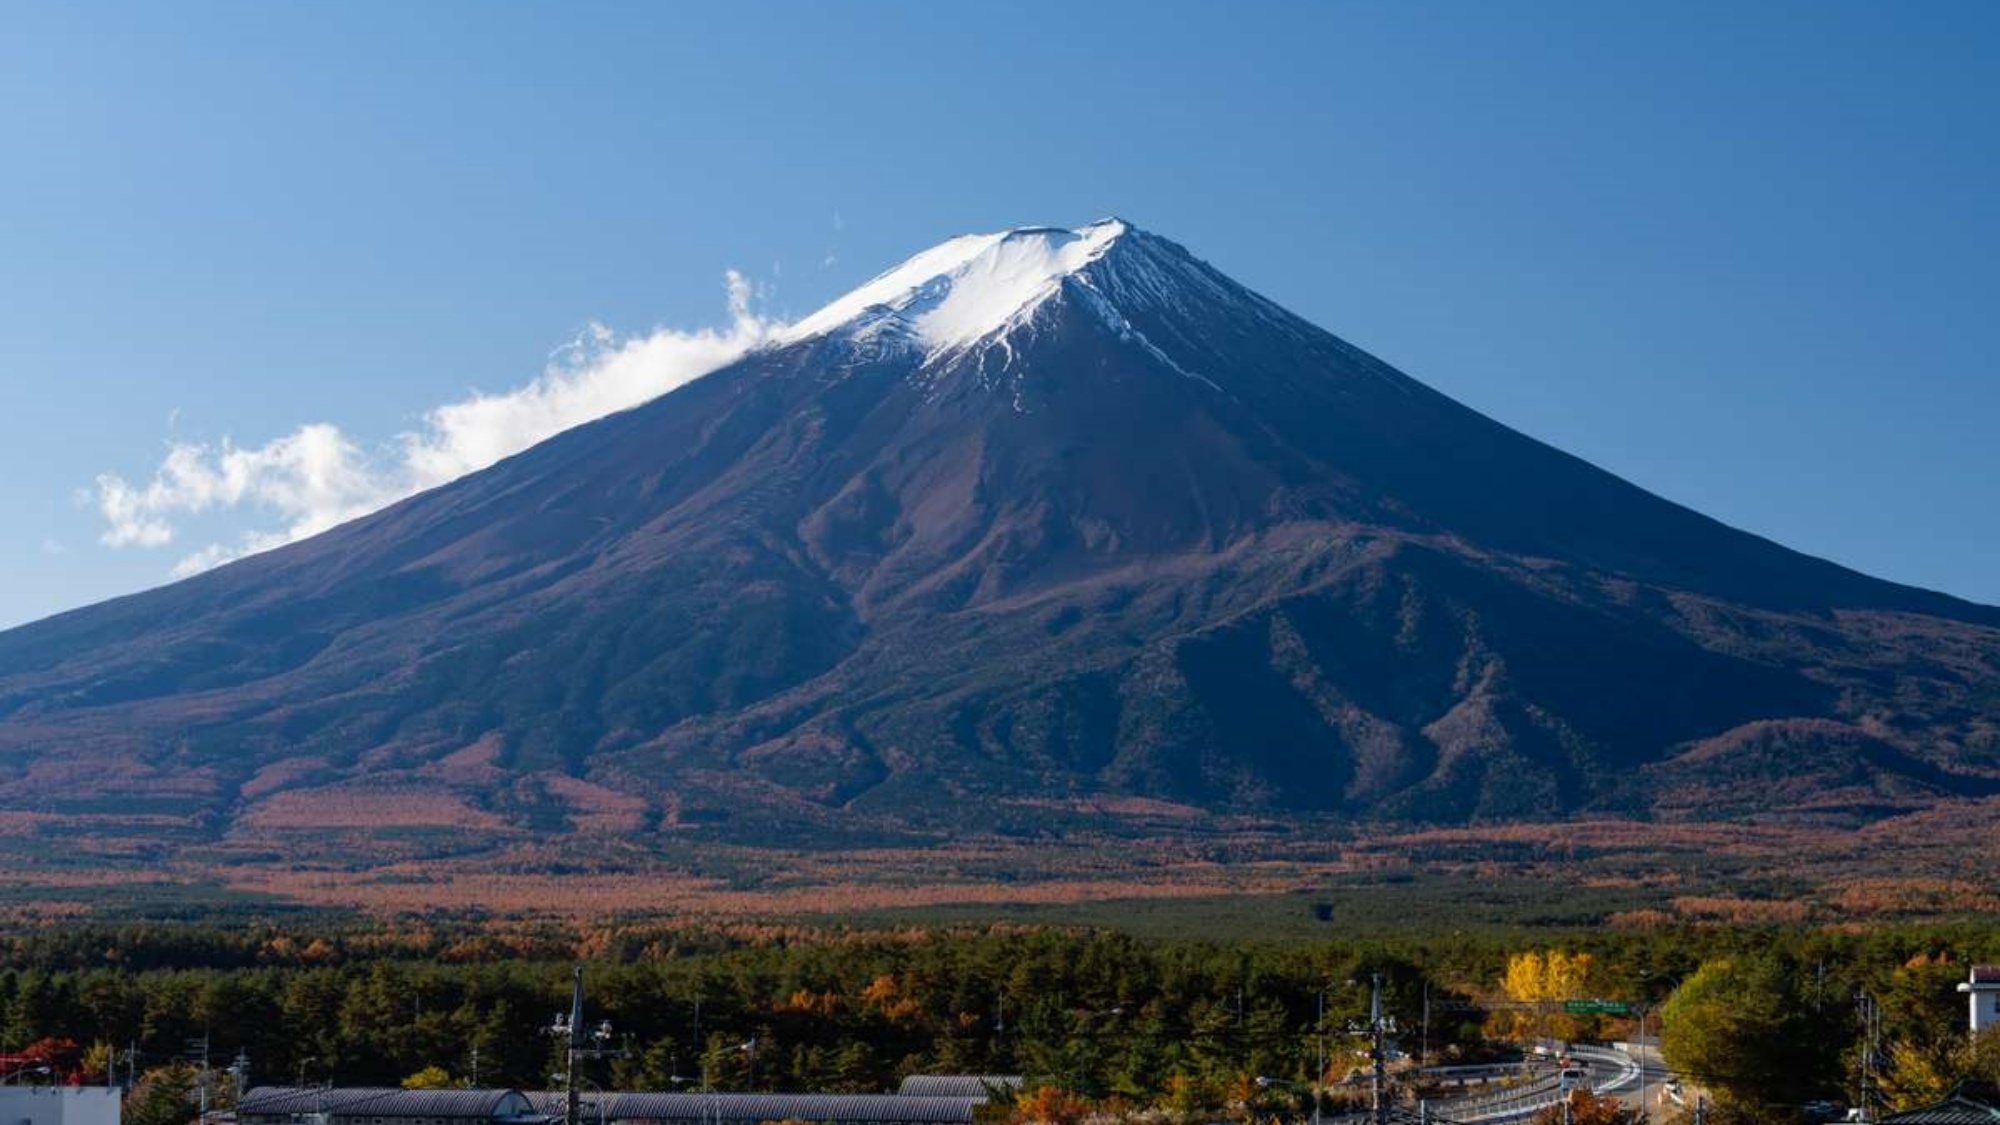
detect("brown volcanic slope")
[2,220,1997,872]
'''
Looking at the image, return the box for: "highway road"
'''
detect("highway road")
[1320,1041,1688,1125]
[1424,1043,1649,1124]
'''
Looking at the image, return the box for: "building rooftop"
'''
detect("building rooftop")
[240,1087,979,1125]
[239,1088,541,1121]
[1881,1083,2000,1124]
[894,1076,1022,1100]
[528,1092,978,1125]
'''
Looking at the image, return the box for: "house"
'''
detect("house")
[1958,968,2000,1034]
[0,1087,121,1125]
[1878,1082,2000,1124]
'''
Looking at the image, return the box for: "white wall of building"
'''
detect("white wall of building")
[0,1087,121,1125]
[1970,988,2000,1034]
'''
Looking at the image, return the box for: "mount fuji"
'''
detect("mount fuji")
[4,219,1998,859]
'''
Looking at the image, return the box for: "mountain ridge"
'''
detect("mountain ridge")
[2,220,1997,862]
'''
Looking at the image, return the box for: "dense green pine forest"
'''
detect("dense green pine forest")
[3,921,1997,1124]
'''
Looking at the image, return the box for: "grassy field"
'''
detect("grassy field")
[797,873,1676,940]
[4,797,2000,932]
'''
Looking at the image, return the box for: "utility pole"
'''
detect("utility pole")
[568,964,584,1125]
[549,967,626,1125]
[1368,974,1389,1125]
[1340,975,1397,1125]
[187,1035,212,1125]
[1420,980,1431,1068]
[693,994,705,1083]
[1856,991,1882,1124]
[1314,988,1326,1125]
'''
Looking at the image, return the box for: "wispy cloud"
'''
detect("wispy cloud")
[95,272,779,576]
[821,210,845,271]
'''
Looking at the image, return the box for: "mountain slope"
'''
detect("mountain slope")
[3,219,1997,850]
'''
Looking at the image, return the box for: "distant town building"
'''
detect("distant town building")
[1958,967,2000,1033]
[0,1087,121,1125]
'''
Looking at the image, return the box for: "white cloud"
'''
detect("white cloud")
[95,272,779,576]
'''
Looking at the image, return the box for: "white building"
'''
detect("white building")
[0,1087,121,1125]
[1957,965,2000,1033]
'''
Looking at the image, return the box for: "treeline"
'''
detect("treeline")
[2,920,1999,1123]
[0,928,1485,1095]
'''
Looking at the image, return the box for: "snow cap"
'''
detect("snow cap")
[782,219,1135,353]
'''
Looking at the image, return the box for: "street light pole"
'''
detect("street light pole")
[1637,1006,1648,1124]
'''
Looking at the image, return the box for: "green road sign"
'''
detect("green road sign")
[1563,999,1633,1016]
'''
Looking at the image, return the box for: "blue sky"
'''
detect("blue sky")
[3,1,1996,628]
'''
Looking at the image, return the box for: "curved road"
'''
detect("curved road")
[1427,1044,1644,1123]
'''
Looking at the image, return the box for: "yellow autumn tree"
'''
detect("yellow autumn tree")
[860,974,899,1008]
[778,989,840,1016]
[1880,1039,1956,1111]
[401,1065,453,1089]
[1498,949,1596,1041]
[857,974,921,1022]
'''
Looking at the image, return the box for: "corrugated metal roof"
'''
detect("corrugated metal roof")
[529,1092,976,1125]
[241,1088,403,1116]
[894,1077,1020,1100]
[239,1088,539,1120]
[373,1090,536,1118]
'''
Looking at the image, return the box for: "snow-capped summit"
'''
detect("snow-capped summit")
[781,219,1137,355]
[14,213,1996,872]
